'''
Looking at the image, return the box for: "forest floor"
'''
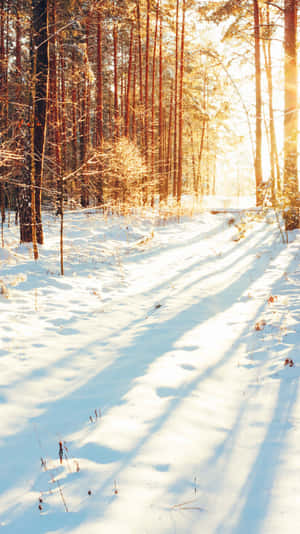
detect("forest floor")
[1,202,300,534]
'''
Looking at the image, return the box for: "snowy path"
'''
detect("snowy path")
[1,211,300,533]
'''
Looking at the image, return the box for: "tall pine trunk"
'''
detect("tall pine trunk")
[177,0,185,203]
[59,37,67,176]
[284,1,298,193]
[96,6,104,203]
[125,22,134,138]
[0,0,6,229]
[158,10,164,201]
[151,0,159,201]
[113,23,119,141]
[136,0,143,144]
[34,0,48,244]
[81,15,90,207]
[20,0,48,246]
[284,0,298,229]
[173,0,179,198]
[262,1,280,203]
[144,0,150,173]
[71,48,77,178]
[254,0,263,206]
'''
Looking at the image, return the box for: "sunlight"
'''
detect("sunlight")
[1,0,300,532]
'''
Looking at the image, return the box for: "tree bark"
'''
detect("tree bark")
[125,22,134,138]
[81,14,90,207]
[71,48,77,177]
[20,0,48,246]
[177,0,185,203]
[96,5,104,203]
[172,0,179,199]
[284,0,298,229]
[158,10,165,201]
[151,0,159,198]
[265,1,281,198]
[33,0,48,244]
[144,0,150,170]
[262,11,280,202]
[254,0,263,206]
[113,23,119,140]
[0,0,6,227]
[284,0,298,194]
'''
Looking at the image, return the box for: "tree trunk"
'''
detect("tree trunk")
[81,15,90,207]
[113,23,119,141]
[144,0,150,170]
[50,0,61,210]
[125,22,134,138]
[151,0,159,200]
[172,0,179,199]
[166,80,174,198]
[132,39,137,140]
[265,1,281,199]
[136,0,143,108]
[34,0,47,244]
[177,0,185,203]
[20,0,48,246]
[284,0,298,230]
[284,1,298,191]
[254,0,263,206]
[71,48,77,178]
[159,10,165,201]
[30,53,38,259]
[96,6,104,203]
[0,0,6,227]
[59,37,67,176]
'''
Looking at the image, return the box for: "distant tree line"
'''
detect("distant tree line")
[0,0,299,252]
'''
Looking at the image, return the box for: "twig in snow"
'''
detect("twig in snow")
[146,303,163,318]
[170,498,205,512]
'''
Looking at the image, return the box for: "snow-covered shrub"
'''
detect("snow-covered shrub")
[95,137,147,209]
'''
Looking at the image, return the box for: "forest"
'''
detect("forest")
[0,0,299,260]
[2,2,300,532]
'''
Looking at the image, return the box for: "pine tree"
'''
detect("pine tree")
[284,0,298,229]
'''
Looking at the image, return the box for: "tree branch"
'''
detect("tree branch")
[264,2,285,13]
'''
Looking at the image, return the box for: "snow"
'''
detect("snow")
[1,206,300,533]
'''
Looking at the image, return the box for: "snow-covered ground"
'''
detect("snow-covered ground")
[1,206,300,534]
